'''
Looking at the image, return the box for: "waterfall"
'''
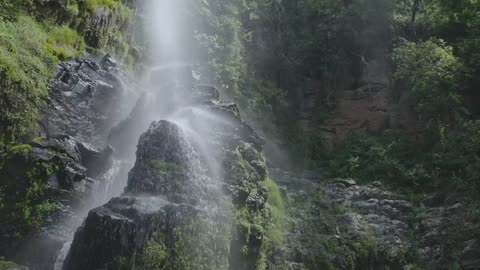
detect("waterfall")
[54,1,226,268]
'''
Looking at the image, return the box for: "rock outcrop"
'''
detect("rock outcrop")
[63,70,280,270]
[41,55,135,148]
[271,168,480,270]
[64,120,218,270]
[33,0,138,59]
[0,53,136,269]
[0,135,112,268]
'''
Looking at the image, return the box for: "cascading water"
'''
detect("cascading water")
[55,1,230,269]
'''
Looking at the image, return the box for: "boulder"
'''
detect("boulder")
[63,196,202,270]
[125,120,208,205]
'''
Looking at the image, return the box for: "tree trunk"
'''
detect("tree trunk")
[410,0,421,39]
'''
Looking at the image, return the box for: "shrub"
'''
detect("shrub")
[393,39,463,116]
[84,0,122,13]
[0,16,55,146]
[142,240,168,270]
[326,132,430,189]
[46,26,85,61]
[0,146,57,239]
[263,178,286,247]
[0,15,85,147]
[432,120,480,193]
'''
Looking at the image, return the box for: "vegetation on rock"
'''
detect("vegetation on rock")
[0,0,137,148]
[0,144,56,239]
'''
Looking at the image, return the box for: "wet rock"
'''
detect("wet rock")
[415,200,480,270]
[64,78,272,269]
[191,84,220,104]
[0,135,113,267]
[100,54,117,71]
[64,196,201,270]
[334,178,357,187]
[283,177,418,269]
[41,57,134,147]
[63,117,233,269]
[461,239,480,270]
[77,142,113,178]
[126,120,208,205]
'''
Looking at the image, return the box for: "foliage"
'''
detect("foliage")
[138,216,231,270]
[263,178,286,247]
[0,14,87,147]
[0,16,54,146]
[142,240,168,270]
[393,39,462,116]
[46,26,85,61]
[106,257,131,270]
[431,120,480,194]
[0,0,136,147]
[84,0,122,13]
[0,145,57,239]
[326,120,480,198]
[229,145,287,269]
[290,189,383,269]
[0,258,23,269]
[150,160,184,172]
[326,132,430,189]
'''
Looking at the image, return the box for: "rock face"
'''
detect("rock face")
[41,55,135,147]
[272,168,480,270]
[33,0,137,55]
[0,54,136,270]
[0,135,112,268]
[278,172,416,270]
[63,71,278,270]
[64,120,221,270]
[125,121,209,204]
[416,196,480,270]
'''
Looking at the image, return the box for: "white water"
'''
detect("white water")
[54,1,227,268]
[53,242,71,270]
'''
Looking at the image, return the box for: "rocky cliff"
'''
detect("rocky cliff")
[0,54,134,269]
[62,69,283,270]
[271,169,480,270]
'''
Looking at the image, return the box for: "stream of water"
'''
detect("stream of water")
[54,1,222,268]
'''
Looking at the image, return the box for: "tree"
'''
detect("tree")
[393,39,462,117]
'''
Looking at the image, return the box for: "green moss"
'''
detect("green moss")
[135,214,231,270]
[0,16,56,145]
[352,237,379,260]
[106,256,131,270]
[0,2,138,146]
[0,13,89,147]
[8,144,32,155]
[46,26,85,61]
[32,137,43,143]
[150,160,184,172]
[66,1,79,17]
[0,149,57,239]
[84,0,122,13]
[263,178,287,247]
[142,240,169,270]
[173,215,231,270]
[0,259,22,269]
